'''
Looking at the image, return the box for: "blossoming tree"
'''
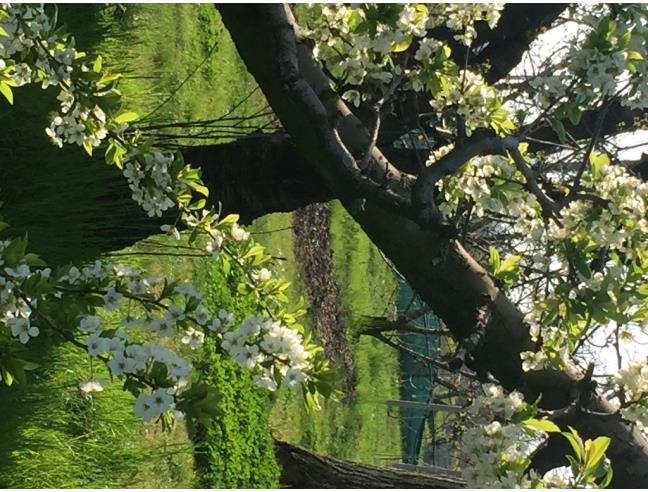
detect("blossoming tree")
[2,3,648,488]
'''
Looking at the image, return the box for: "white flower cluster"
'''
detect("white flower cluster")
[579,163,647,249]
[438,145,648,373]
[461,385,541,488]
[0,244,49,345]
[604,360,648,431]
[620,404,648,432]
[123,150,177,217]
[45,100,108,149]
[79,379,104,394]
[438,151,541,222]
[615,360,648,402]
[307,4,428,87]
[432,70,507,134]
[526,162,647,366]
[529,6,648,114]
[469,384,526,420]
[221,315,311,392]
[1,5,114,152]
[306,4,509,134]
[134,387,175,422]
[0,4,52,59]
[569,47,628,98]
[426,4,504,46]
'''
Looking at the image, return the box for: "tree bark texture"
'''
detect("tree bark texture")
[274,440,463,488]
[182,132,334,224]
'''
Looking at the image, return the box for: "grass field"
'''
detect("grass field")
[0,4,403,487]
[0,5,279,488]
[268,202,402,465]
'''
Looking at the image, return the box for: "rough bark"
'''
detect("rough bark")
[275,440,463,488]
[182,132,334,224]
[218,5,648,486]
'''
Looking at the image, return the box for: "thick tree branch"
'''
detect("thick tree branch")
[181,132,334,224]
[473,4,569,84]
[215,5,414,221]
[219,5,648,486]
[275,440,463,488]
[507,145,559,217]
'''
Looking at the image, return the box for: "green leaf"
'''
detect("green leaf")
[627,50,644,61]
[0,25,8,37]
[188,199,206,211]
[391,33,412,53]
[218,213,239,226]
[589,151,610,180]
[15,358,39,371]
[105,139,126,169]
[523,418,561,433]
[567,105,582,126]
[221,255,231,276]
[82,140,93,156]
[551,118,567,143]
[0,82,13,104]
[243,245,264,259]
[562,427,585,462]
[1,367,14,386]
[488,246,501,273]
[600,462,614,488]
[98,73,122,86]
[187,180,209,197]
[2,235,28,266]
[113,111,139,124]
[5,359,26,385]
[92,55,103,73]
[187,227,198,245]
[23,253,47,268]
[619,31,632,49]
[573,255,592,280]
[585,436,611,471]
[499,255,521,274]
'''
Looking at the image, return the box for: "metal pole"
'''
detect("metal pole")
[385,399,462,413]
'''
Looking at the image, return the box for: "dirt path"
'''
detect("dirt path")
[292,203,356,397]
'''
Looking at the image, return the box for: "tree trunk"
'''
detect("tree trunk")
[182,132,334,224]
[218,5,648,486]
[274,440,463,488]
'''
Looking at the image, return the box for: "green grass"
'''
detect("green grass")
[0,4,278,488]
[0,335,194,488]
[268,201,402,465]
[0,4,262,265]
[1,4,404,486]
[192,265,281,488]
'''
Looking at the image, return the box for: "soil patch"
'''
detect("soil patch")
[293,203,356,397]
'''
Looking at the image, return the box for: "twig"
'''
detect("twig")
[507,145,560,218]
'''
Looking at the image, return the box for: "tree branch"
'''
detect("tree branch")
[219,5,648,486]
[412,131,517,228]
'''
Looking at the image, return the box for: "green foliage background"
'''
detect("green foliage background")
[0,4,401,488]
